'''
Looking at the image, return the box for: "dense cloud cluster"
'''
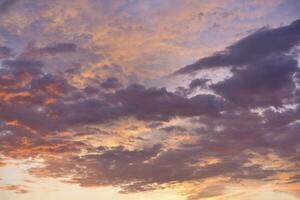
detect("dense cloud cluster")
[0,15,300,199]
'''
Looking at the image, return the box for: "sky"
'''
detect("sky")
[0,0,300,199]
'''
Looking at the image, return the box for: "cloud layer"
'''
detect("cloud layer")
[0,1,300,199]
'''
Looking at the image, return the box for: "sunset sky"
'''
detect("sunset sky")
[0,0,300,199]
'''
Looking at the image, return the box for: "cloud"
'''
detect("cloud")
[187,185,226,200]
[2,59,44,70]
[45,83,225,127]
[0,46,12,58]
[175,19,300,74]
[0,184,29,194]
[29,74,74,97]
[211,55,299,107]
[22,42,77,57]
[29,129,278,193]
[287,175,300,184]
[28,107,297,194]
[174,19,300,109]
[0,0,18,12]
[100,77,122,90]
[0,6,300,199]
[113,84,225,120]
[188,78,209,90]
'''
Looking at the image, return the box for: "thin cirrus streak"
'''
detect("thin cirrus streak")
[0,0,300,200]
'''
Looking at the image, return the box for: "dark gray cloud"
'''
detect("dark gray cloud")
[29,105,299,193]
[0,46,12,58]
[100,77,122,90]
[29,74,74,97]
[22,42,77,56]
[0,102,65,133]
[0,0,18,12]
[29,125,278,193]
[189,78,209,90]
[174,19,300,109]
[114,84,225,120]
[159,125,187,133]
[263,105,300,127]
[39,43,77,54]
[3,59,44,69]
[47,84,225,126]
[211,55,299,107]
[175,19,300,74]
